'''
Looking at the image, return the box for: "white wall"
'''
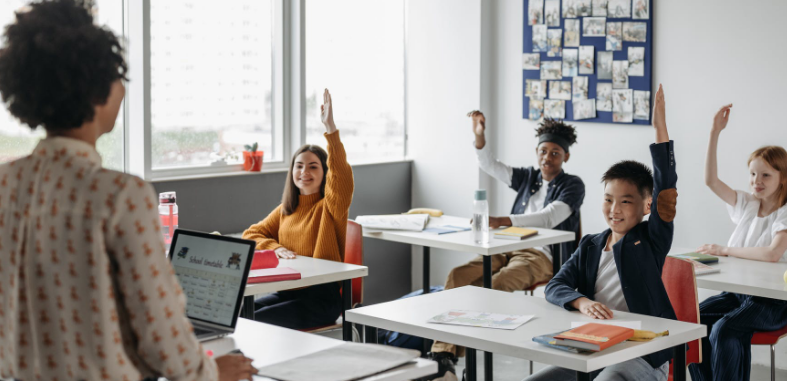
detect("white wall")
[484,0,787,369]
[406,0,484,289]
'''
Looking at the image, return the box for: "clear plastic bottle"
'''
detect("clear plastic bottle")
[473,189,489,244]
[159,191,178,249]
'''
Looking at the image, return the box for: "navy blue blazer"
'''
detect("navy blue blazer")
[510,167,585,266]
[545,141,678,369]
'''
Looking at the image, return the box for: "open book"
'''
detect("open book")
[355,214,430,232]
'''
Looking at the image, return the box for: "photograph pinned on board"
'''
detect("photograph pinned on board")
[612,61,629,89]
[607,0,631,18]
[634,90,651,120]
[596,82,613,111]
[572,76,588,100]
[579,46,595,74]
[623,22,647,42]
[541,61,563,80]
[562,0,578,18]
[545,99,566,119]
[597,51,613,80]
[628,47,645,76]
[533,25,548,52]
[528,0,544,25]
[573,99,597,120]
[549,81,573,101]
[612,89,633,123]
[523,53,541,70]
[592,0,608,17]
[545,0,561,27]
[606,22,623,51]
[576,0,592,16]
[530,98,545,121]
[547,29,563,57]
[632,0,649,19]
[562,48,578,77]
[564,19,581,47]
[583,17,606,37]
[526,79,548,99]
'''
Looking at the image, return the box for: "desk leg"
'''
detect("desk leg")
[423,246,431,294]
[364,326,378,344]
[342,279,352,341]
[576,372,591,381]
[481,256,493,381]
[466,348,477,381]
[241,295,255,320]
[673,343,687,381]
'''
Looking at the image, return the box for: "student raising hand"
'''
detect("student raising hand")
[467,110,487,149]
[321,88,337,134]
[652,84,669,144]
[712,103,733,134]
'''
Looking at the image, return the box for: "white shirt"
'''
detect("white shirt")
[727,190,787,261]
[593,246,629,312]
[0,138,217,380]
[475,143,573,262]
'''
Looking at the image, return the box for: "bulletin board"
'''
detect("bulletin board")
[522,0,653,125]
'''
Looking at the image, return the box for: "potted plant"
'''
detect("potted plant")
[243,142,263,171]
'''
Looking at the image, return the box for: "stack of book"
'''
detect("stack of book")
[533,323,633,353]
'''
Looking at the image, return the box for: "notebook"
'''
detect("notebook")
[494,227,538,240]
[248,267,301,283]
[687,259,720,276]
[671,252,719,264]
[553,323,634,352]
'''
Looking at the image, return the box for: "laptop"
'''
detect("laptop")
[168,229,255,341]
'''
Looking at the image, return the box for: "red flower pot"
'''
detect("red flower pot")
[243,151,264,171]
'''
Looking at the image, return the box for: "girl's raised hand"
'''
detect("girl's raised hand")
[321,88,337,134]
[712,104,733,134]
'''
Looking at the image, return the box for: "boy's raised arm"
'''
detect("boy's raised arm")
[648,84,678,257]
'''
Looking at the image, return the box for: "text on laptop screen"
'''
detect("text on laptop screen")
[170,234,250,327]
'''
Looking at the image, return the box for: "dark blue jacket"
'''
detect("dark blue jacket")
[545,141,678,369]
[510,167,585,266]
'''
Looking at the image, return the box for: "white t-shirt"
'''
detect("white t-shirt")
[594,246,629,312]
[526,180,551,258]
[727,190,787,262]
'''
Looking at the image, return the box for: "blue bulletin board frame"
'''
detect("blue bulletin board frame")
[522,0,653,125]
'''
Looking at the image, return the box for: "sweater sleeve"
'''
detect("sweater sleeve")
[243,205,284,251]
[323,131,354,223]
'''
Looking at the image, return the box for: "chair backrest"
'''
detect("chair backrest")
[346,220,364,306]
[661,257,701,366]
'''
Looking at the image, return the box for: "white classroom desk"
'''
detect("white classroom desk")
[669,247,787,300]
[346,286,706,381]
[204,318,437,381]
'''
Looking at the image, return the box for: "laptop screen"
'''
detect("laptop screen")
[169,230,254,328]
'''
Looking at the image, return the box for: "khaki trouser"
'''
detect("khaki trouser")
[431,248,553,357]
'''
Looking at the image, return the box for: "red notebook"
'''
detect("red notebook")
[247,267,301,284]
[553,323,634,352]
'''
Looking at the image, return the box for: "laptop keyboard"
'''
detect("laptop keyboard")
[194,327,213,336]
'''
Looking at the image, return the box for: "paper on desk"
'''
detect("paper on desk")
[255,342,420,381]
[571,320,642,330]
[428,310,534,330]
[355,214,429,231]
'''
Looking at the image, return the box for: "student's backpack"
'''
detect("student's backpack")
[376,285,444,356]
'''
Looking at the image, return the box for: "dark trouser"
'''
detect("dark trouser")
[253,282,342,330]
[688,292,787,381]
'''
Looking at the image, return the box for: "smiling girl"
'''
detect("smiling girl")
[242,89,354,329]
[688,104,787,381]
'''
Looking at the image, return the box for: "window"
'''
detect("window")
[305,0,405,163]
[0,0,125,171]
[149,0,280,172]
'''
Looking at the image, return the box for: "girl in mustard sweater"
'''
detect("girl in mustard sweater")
[243,89,354,329]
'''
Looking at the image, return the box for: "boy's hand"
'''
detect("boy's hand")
[216,354,258,381]
[712,104,733,134]
[572,297,614,319]
[489,216,512,229]
[653,84,668,143]
[696,243,727,257]
[467,110,486,136]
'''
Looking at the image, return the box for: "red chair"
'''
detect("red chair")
[751,325,787,381]
[302,220,364,339]
[661,257,701,380]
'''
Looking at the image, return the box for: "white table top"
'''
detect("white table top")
[362,215,575,256]
[204,318,436,381]
[243,255,368,296]
[346,286,706,373]
[669,247,787,301]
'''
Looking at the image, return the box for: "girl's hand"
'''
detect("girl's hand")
[712,104,732,134]
[274,247,297,259]
[321,88,337,134]
[574,297,614,319]
[467,110,486,137]
[696,244,727,257]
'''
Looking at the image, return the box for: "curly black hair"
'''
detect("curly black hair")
[0,0,128,131]
[534,118,578,146]
[601,160,654,198]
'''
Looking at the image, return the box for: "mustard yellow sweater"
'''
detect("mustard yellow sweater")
[243,131,354,262]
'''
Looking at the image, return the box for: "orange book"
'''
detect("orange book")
[553,323,634,352]
[247,267,301,284]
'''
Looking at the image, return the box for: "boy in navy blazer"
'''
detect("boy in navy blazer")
[527,85,678,381]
